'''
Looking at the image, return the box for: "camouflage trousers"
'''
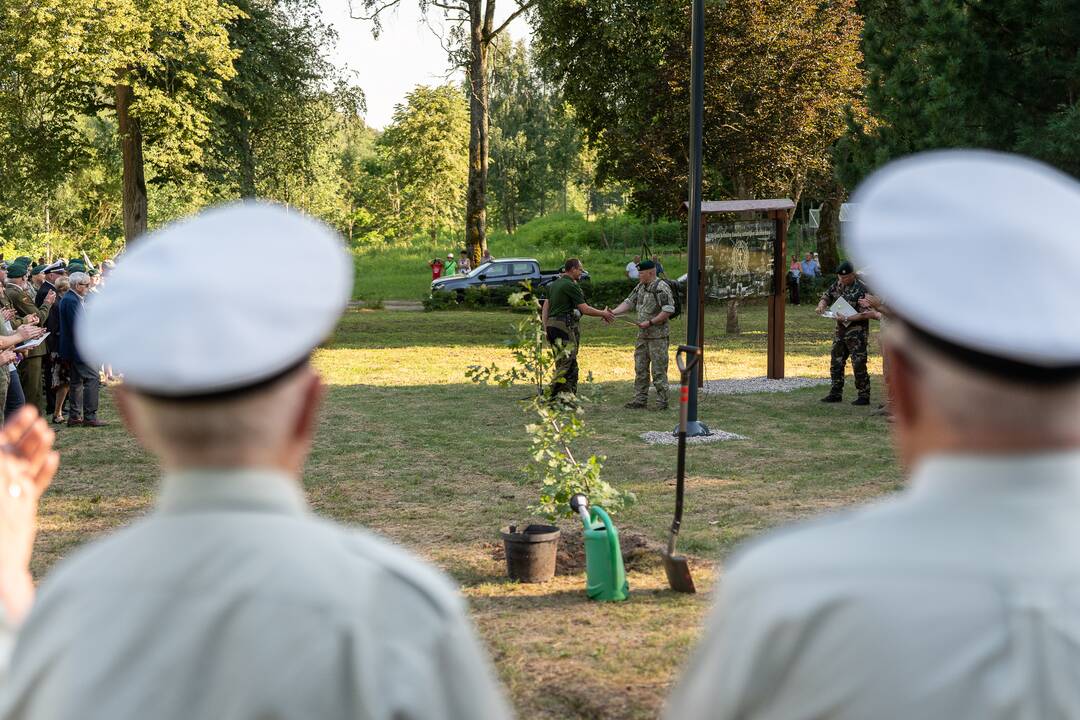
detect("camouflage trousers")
[546,316,580,396]
[830,327,870,399]
[633,335,669,406]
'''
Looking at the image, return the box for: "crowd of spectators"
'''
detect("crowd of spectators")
[0,256,112,427]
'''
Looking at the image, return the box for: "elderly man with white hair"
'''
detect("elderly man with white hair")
[665,150,1080,719]
[57,271,102,427]
[0,204,511,720]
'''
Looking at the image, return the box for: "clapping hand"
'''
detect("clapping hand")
[44,291,56,306]
[0,408,60,624]
[1,308,15,322]
[22,315,39,326]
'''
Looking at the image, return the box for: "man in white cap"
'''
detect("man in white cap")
[664,150,1080,719]
[0,203,512,719]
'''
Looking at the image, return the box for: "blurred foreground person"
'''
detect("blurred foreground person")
[0,203,511,720]
[665,151,1080,719]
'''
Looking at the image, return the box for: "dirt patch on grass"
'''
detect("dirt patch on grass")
[488,527,666,576]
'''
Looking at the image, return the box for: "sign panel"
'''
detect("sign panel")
[704,219,776,299]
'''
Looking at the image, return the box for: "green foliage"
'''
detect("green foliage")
[533,0,866,215]
[356,213,688,301]
[581,279,638,310]
[374,85,470,241]
[513,211,684,251]
[208,0,365,205]
[837,0,1080,185]
[488,37,603,233]
[0,0,364,253]
[466,289,634,520]
[424,284,538,311]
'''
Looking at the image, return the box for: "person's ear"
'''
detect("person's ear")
[291,369,326,447]
[111,386,150,449]
[885,344,918,428]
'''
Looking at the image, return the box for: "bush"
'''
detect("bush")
[423,284,535,312]
[581,278,638,309]
[511,211,684,252]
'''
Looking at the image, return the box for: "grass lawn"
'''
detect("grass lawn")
[36,302,900,720]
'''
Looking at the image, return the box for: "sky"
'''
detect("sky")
[318,1,533,129]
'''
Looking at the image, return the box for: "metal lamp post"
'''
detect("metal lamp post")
[682,0,711,437]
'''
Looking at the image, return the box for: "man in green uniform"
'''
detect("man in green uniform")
[611,260,676,410]
[541,258,613,398]
[6,262,55,411]
[816,260,874,405]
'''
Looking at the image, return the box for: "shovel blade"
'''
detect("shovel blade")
[663,553,696,593]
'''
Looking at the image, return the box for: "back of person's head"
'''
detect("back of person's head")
[54,277,70,294]
[847,150,1080,460]
[79,202,352,472]
[564,258,581,272]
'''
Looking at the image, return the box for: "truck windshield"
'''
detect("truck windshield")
[467,262,492,278]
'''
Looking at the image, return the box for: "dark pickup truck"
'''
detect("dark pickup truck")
[430,257,589,295]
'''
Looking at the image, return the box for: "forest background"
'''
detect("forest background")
[1,0,1079,272]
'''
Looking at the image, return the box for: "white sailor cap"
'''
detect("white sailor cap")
[79,202,353,398]
[846,150,1080,379]
[42,261,65,274]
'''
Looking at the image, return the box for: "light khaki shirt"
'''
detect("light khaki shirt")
[0,468,512,720]
[665,450,1080,720]
[624,279,676,339]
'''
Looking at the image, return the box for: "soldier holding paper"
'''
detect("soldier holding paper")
[817,260,873,405]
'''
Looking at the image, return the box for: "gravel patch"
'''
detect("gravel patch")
[673,376,830,396]
[641,429,747,445]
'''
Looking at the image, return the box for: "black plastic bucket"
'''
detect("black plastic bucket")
[501,524,561,583]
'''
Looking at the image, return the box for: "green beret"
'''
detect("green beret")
[7,263,27,278]
[637,260,656,271]
[87,268,98,276]
[836,260,854,275]
[67,262,85,272]
[30,264,46,275]
[14,256,30,264]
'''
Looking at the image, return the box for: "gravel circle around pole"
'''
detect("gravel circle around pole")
[670,376,830,395]
[641,430,747,445]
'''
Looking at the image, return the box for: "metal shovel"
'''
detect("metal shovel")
[663,344,699,593]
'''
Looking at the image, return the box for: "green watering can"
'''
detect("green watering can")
[570,494,629,602]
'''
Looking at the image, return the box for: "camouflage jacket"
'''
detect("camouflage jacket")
[820,278,870,335]
[625,278,676,339]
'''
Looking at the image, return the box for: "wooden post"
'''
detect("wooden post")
[767,210,789,379]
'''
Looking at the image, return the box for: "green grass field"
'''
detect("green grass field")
[36,303,898,719]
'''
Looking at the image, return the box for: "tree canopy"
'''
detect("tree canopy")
[534,0,865,216]
[838,0,1080,186]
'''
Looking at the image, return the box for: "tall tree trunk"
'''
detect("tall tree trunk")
[465,12,489,266]
[725,298,741,335]
[816,181,843,274]
[238,120,256,198]
[116,83,147,244]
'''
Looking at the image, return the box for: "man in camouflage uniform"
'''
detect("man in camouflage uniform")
[541,258,614,398]
[612,260,676,410]
[816,260,873,405]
